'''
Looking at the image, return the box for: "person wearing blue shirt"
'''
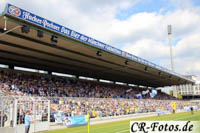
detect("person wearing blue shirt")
[25,110,34,133]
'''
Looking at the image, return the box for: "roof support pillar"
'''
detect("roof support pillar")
[48,71,52,75]
[76,75,79,79]
[9,65,14,70]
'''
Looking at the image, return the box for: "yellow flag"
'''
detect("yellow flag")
[171,101,176,112]
[85,112,89,121]
[92,110,96,117]
[96,113,99,118]
[86,112,90,133]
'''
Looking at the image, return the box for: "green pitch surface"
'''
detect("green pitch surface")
[43,111,200,133]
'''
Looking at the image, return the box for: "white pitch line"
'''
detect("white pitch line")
[69,122,128,133]
[173,113,200,120]
[63,111,200,133]
[115,129,129,133]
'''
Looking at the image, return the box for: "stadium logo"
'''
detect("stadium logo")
[8,6,21,16]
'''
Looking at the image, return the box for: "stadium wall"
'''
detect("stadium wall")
[50,112,161,131]
[49,110,187,131]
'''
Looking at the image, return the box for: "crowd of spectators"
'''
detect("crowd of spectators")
[0,69,198,122]
[50,97,191,118]
[0,69,175,100]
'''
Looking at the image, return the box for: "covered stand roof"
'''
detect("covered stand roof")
[0,4,194,87]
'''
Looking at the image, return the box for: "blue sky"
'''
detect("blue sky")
[116,0,173,19]
[192,0,200,6]
[116,0,200,20]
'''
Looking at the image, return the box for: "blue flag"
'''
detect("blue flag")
[65,115,88,128]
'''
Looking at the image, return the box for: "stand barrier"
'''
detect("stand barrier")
[0,96,50,133]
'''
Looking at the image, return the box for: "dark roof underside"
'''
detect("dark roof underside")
[0,15,194,87]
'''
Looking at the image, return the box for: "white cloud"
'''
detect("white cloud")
[121,6,200,81]
[170,0,194,10]
[175,34,200,58]
[170,34,200,76]
[122,39,169,61]
[164,9,200,38]
[0,0,6,12]
[0,0,6,5]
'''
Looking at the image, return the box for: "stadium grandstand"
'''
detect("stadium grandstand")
[0,3,199,133]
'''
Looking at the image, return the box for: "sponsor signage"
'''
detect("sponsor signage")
[6,4,108,51]
[64,115,88,128]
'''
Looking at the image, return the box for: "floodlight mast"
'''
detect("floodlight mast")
[168,25,178,98]
[168,25,174,72]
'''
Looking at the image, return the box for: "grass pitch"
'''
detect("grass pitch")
[43,111,200,133]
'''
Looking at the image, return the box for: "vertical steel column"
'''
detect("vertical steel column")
[0,97,3,127]
[48,100,50,123]
[13,99,18,127]
[33,99,36,133]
